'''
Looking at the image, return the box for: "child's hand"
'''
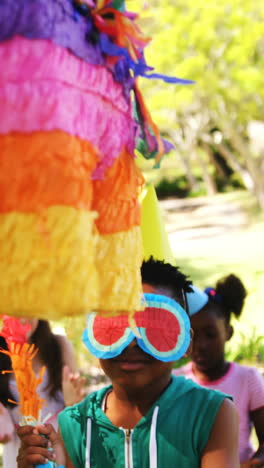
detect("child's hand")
[0,403,14,444]
[16,424,65,468]
[0,433,12,444]
[62,365,87,407]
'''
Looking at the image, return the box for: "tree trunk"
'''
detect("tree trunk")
[225,128,264,210]
[195,149,217,196]
[201,142,228,178]
[177,152,199,192]
[216,142,255,192]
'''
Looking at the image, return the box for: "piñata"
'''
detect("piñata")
[0,0,192,319]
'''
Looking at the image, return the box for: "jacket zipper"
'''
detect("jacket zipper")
[124,428,133,468]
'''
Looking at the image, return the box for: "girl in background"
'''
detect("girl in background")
[174,275,264,467]
[0,319,79,468]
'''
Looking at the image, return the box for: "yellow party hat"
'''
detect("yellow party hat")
[140,184,175,265]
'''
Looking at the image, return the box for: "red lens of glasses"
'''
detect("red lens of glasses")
[93,307,181,352]
[135,307,181,352]
[93,315,128,346]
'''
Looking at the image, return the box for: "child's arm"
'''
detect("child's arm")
[16,424,75,468]
[62,365,87,407]
[201,398,240,468]
[241,406,264,467]
[0,402,14,443]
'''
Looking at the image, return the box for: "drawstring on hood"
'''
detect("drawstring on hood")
[86,418,92,468]
[149,406,159,468]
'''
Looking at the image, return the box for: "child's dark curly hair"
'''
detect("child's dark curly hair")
[205,274,247,323]
[141,257,193,308]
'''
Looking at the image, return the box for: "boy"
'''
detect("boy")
[17,258,239,468]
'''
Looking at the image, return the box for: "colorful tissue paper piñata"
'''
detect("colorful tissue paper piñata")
[0,0,192,319]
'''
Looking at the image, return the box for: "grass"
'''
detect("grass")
[165,190,264,362]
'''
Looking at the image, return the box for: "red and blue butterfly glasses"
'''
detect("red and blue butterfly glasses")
[82,293,191,362]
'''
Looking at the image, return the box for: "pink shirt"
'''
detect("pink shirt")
[173,362,264,463]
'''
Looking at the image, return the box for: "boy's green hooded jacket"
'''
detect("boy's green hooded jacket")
[59,375,229,468]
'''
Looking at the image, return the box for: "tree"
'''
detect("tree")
[130,0,264,207]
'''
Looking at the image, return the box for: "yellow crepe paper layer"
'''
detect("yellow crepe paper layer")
[0,207,143,318]
[97,226,143,315]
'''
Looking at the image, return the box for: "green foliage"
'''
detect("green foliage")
[228,173,245,190]
[226,329,264,364]
[131,0,264,122]
[214,172,245,193]
[155,175,190,199]
[154,172,245,199]
[129,0,264,208]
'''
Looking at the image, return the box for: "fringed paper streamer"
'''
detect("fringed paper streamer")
[0,317,63,468]
[89,1,193,162]
[91,2,151,63]
[0,316,45,423]
[3,342,46,422]
[133,82,164,164]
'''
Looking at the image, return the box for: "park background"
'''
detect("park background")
[1,0,264,464]
[68,0,264,372]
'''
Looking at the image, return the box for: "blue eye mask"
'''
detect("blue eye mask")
[82,293,191,362]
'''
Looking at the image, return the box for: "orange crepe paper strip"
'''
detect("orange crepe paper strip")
[0,131,98,214]
[92,148,144,234]
[0,131,143,234]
